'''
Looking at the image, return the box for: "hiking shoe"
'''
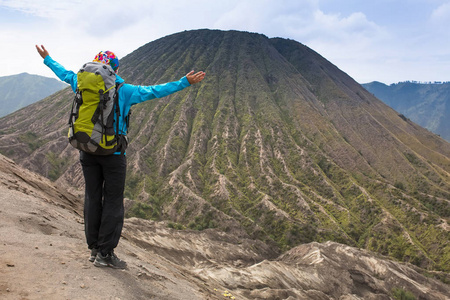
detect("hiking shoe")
[94,251,127,269]
[89,248,98,262]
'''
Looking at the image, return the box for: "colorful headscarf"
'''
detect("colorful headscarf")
[93,50,119,72]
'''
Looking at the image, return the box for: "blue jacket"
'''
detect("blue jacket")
[43,55,191,137]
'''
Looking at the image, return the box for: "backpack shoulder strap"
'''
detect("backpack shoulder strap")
[114,82,125,134]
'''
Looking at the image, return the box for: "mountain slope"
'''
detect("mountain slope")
[0,153,237,300]
[1,152,449,299]
[0,72,67,117]
[362,81,450,142]
[0,29,449,272]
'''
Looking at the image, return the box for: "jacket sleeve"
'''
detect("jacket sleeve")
[43,56,78,92]
[119,76,191,106]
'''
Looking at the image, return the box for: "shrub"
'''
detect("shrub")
[392,287,416,300]
[394,182,405,190]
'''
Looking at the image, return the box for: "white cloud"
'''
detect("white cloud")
[279,8,394,82]
[1,0,450,84]
[214,0,317,34]
[295,10,388,44]
[431,2,450,21]
[0,0,390,82]
[0,0,83,19]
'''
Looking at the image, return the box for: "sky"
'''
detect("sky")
[1,0,450,84]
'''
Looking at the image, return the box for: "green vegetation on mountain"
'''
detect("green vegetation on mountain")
[0,29,449,273]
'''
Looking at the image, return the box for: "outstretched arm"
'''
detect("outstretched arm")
[35,44,77,92]
[186,70,206,85]
[36,45,49,59]
[122,70,206,105]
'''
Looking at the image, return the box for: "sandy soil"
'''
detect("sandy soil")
[0,155,224,300]
[1,153,449,300]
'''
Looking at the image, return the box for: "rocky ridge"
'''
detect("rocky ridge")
[1,153,449,299]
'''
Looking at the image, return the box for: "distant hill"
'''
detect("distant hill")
[362,81,450,142]
[0,72,67,118]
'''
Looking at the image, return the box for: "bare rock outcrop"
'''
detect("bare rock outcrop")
[0,154,222,299]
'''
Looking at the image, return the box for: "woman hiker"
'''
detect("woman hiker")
[36,44,205,269]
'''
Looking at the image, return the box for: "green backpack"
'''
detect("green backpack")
[68,62,125,155]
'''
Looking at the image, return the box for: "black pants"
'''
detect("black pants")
[80,151,127,254]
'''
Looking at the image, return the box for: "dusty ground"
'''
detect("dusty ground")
[1,153,449,300]
[0,155,226,300]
